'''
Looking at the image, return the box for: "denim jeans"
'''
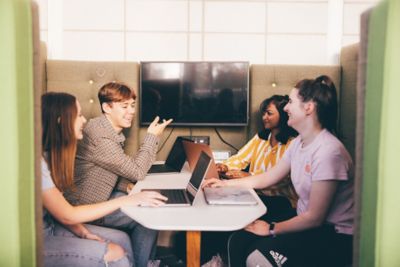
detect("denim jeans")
[44,223,133,267]
[93,191,158,267]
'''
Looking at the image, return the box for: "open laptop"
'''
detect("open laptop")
[182,140,245,180]
[183,141,257,205]
[141,151,212,207]
[182,140,220,179]
[148,137,192,174]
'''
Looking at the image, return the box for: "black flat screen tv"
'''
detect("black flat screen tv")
[140,61,249,126]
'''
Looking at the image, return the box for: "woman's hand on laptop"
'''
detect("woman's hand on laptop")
[125,191,168,207]
[216,163,229,173]
[225,170,250,179]
[147,116,173,136]
[202,178,229,188]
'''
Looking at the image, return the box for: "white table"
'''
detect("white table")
[121,164,266,267]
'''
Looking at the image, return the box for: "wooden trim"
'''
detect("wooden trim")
[186,231,201,267]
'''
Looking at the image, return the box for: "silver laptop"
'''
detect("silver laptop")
[203,187,258,206]
[141,151,212,207]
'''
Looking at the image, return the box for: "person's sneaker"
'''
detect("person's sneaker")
[155,246,185,267]
[201,254,225,267]
[148,260,161,267]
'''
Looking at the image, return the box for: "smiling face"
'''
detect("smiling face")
[103,98,135,132]
[74,100,87,139]
[284,88,308,131]
[262,103,280,130]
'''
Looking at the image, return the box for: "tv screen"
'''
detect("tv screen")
[140,61,249,126]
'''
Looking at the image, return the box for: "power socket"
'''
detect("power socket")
[180,136,210,145]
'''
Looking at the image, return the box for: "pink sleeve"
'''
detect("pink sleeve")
[311,145,351,181]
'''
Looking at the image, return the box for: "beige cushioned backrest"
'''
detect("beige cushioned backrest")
[46,60,140,154]
[45,60,358,161]
[39,42,47,93]
[340,44,359,159]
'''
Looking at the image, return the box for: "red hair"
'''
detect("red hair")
[41,92,77,191]
[98,82,136,113]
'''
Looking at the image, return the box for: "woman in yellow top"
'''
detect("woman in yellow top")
[217,94,298,205]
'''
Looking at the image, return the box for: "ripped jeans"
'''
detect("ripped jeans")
[44,223,133,267]
[93,191,158,267]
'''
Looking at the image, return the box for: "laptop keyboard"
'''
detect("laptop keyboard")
[160,189,188,204]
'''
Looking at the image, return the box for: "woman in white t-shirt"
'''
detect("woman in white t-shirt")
[203,75,354,267]
[41,92,167,267]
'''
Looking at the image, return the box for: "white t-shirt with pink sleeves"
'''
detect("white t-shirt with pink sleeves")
[282,129,354,234]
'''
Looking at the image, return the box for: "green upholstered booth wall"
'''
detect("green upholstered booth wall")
[0,0,36,266]
[360,0,400,266]
[358,2,387,266]
[372,0,400,266]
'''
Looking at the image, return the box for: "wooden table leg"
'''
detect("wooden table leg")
[186,231,201,267]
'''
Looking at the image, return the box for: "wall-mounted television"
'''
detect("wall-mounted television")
[139,61,249,127]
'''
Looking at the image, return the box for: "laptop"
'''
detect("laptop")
[141,151,212,207]
[182,141,257,205]
[148,137,192,174]
[203,187,258,206]
[182,140,220,179]
[182,140,248,180]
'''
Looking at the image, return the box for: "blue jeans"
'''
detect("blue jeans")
[44,223,133,267]
[93,192,158,267]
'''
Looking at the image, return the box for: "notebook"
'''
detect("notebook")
[148,137,193,174]
[203,187,258,205]
[141,151,212,207]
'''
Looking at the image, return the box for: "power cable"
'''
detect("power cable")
[214,127,239,152]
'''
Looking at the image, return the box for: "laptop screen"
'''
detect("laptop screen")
[186,151,211,196]
[165,137,192,169]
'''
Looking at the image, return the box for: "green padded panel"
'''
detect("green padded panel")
[0,0,36,266]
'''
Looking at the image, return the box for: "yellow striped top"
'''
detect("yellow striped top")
[223,134,298,205]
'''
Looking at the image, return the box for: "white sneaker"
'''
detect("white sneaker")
[147,259,161,267]
[201,254,225,267]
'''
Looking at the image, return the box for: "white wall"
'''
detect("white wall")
[36,0,379,64]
